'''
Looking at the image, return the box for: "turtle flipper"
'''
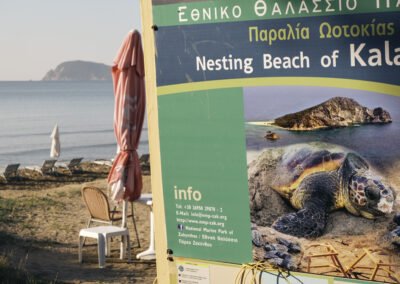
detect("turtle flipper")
[272,206,328,238]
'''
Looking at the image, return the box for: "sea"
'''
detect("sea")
[244,86,400,171]
[0,81,148,167]
[1,82,399,172]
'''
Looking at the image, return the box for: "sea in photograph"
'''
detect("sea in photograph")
[244,86,400,171]
[0,81,148,167]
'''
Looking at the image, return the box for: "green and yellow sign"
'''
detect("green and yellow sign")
[151,1,400,280]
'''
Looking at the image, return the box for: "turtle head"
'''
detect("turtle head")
[349,174,394,217]
[343,153,394,218]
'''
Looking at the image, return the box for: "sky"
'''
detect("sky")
[0,0,142,81]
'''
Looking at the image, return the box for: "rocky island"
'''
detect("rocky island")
[42,60,111,81]
[273,96,392,131]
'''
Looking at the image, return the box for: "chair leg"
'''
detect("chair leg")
[105,237,110,257]
[82,219,92,247]
[98,234,105,268]
[78,235,84,263]
[131,203,141,248]
[120,235,125,260]
[120,234,131,262]
[126,234,131,262]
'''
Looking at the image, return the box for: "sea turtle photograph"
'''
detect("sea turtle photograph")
[244,86,400,279]
[249,142,394,238]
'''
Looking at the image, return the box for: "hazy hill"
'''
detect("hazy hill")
[42,60,111,81]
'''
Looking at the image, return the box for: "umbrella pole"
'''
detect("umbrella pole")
[122,200,127,228]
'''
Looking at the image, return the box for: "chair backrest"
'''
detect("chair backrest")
[3,164,20,178]
[68,157,83,168]
[81,186,111,222]
[139,154,150,164]
[41,159,57,174]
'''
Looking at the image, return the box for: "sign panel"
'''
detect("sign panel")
[176,262,210,284]
[151,0,400,281]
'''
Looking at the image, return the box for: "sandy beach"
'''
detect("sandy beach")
[0,162,156,283]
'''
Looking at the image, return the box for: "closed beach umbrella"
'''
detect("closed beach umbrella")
[108,30,146,202]
[50,124,60,158]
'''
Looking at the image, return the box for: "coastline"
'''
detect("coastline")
[247,120,330,131]
[247,120,275,127]
[0,160,112,190]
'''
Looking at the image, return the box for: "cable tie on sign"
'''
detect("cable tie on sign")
[166,248,174,262]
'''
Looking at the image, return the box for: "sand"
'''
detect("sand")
[0,162,156,283]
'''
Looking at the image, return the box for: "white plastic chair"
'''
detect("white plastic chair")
[78,226,131,268]
[81,186,141,248]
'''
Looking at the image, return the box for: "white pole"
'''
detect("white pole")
[122,200,127,228]
[148,206,155,251]
[136,199,156,260]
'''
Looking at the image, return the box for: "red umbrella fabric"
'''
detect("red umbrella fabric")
[108,30,146,202]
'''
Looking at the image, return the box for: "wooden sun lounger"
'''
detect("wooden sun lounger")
[59,157,83,174]
[0,163,20,182]
[26,159,57,176]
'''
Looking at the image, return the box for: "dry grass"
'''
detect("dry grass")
[0,165,156,284]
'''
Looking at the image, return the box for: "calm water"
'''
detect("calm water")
[0,81,148,166]
[244,86,400,170]
[3,82,397,170]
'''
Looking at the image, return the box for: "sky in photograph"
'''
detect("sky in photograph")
[0,0,141,81]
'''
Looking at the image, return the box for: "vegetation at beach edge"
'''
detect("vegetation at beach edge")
[0,253,56,284]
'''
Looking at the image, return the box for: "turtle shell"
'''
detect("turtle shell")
[270,143,347,196]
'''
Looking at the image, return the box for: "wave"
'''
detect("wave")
[0,139,148,156]
[0,82,149,165]
[1,128,148,139]
[1,129,113,138]
[0,143,113,156]
[61,128,148,135]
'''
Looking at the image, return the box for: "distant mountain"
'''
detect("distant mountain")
[42,60,111,81]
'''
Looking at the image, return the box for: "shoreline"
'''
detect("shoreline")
[247,120,330,131]
[0,157,150,190]
[0,157,114,169]
[0,161,111,190]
